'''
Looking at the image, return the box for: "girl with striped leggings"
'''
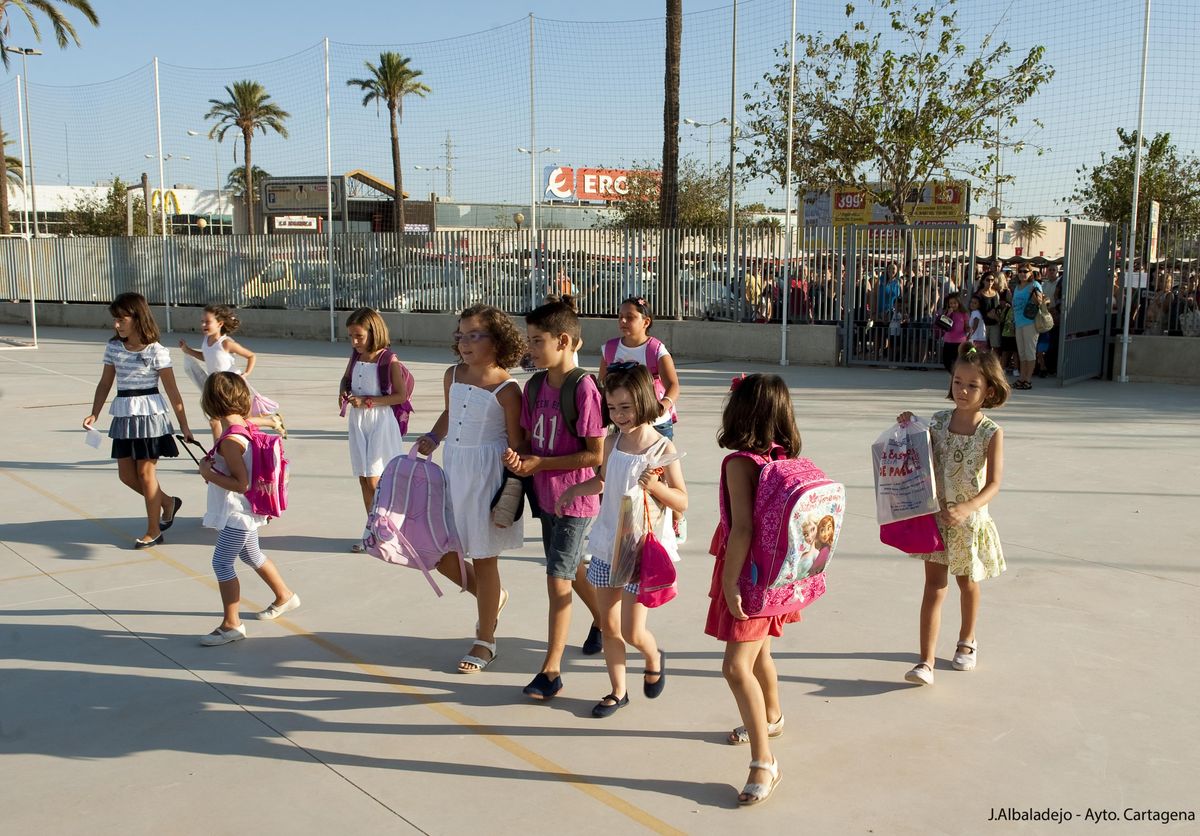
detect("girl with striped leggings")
[196,372,299,646]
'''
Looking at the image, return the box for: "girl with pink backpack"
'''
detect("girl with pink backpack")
[196,372,299,646]
[706,374,809,807]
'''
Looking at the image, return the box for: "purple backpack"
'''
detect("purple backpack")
[362,446,464,597]
[340,348,414,433]
[212,424,288,519]
[602,336,677,423]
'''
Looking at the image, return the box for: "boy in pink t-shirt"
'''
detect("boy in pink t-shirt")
[503,297,605,700]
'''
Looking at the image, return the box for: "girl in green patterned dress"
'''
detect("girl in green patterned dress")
[897,345,1010,686]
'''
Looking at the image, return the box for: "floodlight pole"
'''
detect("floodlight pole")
[726,0,738,319]
[1119,0,1152,384]
[153,57,171,332]
[325,37,336,343]
[528,14,538,310]
[15,75,37,346]
[780,0,796,366]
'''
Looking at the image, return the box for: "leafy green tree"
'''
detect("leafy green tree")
[1,129,22,233]
[0,0,98,65]
[742,0,1053,224]
[605,159,745,229]
[1069,129,1200,234]
[346,52,430,235]
[60,178,147,237]
[204,80,290,234]
[226,165,272,203]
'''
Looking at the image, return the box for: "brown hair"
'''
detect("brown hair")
[109,292,160,345]
[947,344,1010,408]
[717,373,802,457]
[526,295,581,343]
[815,515,836,547]
[205,304,241,335]
[346,307,390,354]
[601,362,660,426]
[201,371,252,420]
[620,296,653,329]
[455,304,526,369]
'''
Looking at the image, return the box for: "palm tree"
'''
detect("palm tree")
[660,0,681,229]
[204,80,289,234]
[346,52,430,235]
[1013,215,1047,255]
[1,129,22,233]
[0,0,99,66]
[226,165,272,202]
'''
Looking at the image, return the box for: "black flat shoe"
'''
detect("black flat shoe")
[591,693,629,718]
[133,533,164,549]
[581,624,603,656]
[160,496,183,531]
[644,650,666,699]
[522,672,564,700]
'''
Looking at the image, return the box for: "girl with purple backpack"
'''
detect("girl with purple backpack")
[196,372,299,646]
[340,308,412,552]
[706,374,804,807]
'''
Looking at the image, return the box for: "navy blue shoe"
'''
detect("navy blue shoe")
[581,624,603,656]
[644,650,666,699]
[523,672,564,701]
[591,693,629,718]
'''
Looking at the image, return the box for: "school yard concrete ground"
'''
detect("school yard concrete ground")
[1,325,1197,836]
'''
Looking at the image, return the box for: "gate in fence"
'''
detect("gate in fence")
[1056,219,1115,385]
[841,224,977,369]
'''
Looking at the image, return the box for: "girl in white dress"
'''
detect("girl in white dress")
[556,363,688,718]
[83,293,194,548]
[416,305,526,673]
[340,308,409,550]
[178,304,285,442]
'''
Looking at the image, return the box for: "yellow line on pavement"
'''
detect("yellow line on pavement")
[0,466,684,835]
[0,555,158,584]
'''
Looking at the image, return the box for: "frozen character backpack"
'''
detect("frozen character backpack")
[213,424,289,519]
[339,348,415,434]
[602,337,676,423]
[715,447,845,617]
[362,446,465,597]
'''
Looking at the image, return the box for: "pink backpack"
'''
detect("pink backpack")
[603,336,677,423]
[716,448,845,617]
[214,424,288,519]
[362,446,465,597]
[339,348,414,434]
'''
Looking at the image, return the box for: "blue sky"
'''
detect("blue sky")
[1,0,1194,217]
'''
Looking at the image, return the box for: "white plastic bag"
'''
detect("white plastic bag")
[872,419,939,525]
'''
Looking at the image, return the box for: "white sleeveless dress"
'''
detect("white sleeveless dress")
[202,335,237,373]
[442,367,523,558]
[347,361,404,478]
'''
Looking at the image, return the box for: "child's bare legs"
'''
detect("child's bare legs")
[217,577,241,630]
[119,457,172,540]
[754,636,783,726]
[459,556,502,670]
[540,576,573,676]
[357,476,380,513]
[436,551,478,596]
[571,561,601,632]
[596,587,626,701]
[254,559,294,608]
[723,637,777,801]
[956,574,980,651]
[620,591,661,686]
[918,561,950,666]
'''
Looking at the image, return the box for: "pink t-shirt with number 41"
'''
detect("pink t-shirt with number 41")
[520,373,605,518]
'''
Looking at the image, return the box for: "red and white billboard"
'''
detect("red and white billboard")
[543,166,658,202]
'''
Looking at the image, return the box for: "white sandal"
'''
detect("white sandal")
[952,639,977,671]
[905,663,934,685]
[458,640,498,674]
[728,715,785,745]
[738,758,781,806]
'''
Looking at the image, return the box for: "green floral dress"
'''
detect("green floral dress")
[912,409,1005,581]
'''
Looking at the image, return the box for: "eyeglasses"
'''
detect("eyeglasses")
[453,331,492,343]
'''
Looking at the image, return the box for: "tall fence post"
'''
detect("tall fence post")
[153,57,171,332]
[324,37,336,342]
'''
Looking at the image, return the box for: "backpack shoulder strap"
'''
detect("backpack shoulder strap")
[560,367,589,437]
[526,370,547,415]
[602,338,618,365]
[644,336,663,376]
[340,350,359,393]
[376,348,396,395]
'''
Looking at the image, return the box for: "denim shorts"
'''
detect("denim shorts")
[653,421,674,440]
[540,514,592,580]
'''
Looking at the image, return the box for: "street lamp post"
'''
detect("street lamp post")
[188,129,224,232]
[987,206,1002,261]
[413,164,452,200]
[683,117,729,169]
[6,47,43,235]
[517,145,559,306]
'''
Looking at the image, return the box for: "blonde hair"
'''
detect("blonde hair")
[346,308,390,354]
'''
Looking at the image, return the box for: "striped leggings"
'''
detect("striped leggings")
[212,526,266,582]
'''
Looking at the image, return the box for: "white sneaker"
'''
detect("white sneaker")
[904,663,934,685]
[200,624,247,646]
[952,639,977,671]
[257,593,301,621]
